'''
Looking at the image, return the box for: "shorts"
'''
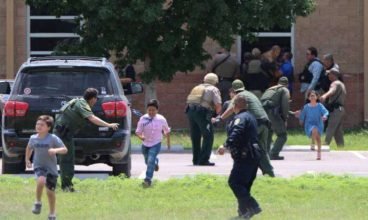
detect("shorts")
[34,167,58,191]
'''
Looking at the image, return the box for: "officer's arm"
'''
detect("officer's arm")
[88,115,119,130]
[214,103,222,115]
[281,90,290,120]
[225,118,245,149]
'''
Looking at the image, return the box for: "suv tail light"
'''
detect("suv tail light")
[4,101,29,117]
[102,101,127,118]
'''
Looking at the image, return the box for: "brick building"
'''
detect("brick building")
[1,0,368,129]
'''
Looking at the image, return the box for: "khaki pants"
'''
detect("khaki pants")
[325,107,345,146]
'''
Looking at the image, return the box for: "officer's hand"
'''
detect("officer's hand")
[217,145,225,155]
[294,110,301,118]
[109,123,119,130]
[211,117,217,124]
[320,95,326,103]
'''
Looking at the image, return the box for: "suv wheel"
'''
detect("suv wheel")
[112,156,131,177]
[2,153,25,174]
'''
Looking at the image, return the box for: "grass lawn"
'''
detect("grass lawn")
[131,128,368,151]
[1,174,367,219]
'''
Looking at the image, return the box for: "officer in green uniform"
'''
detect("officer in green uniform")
[186,73,222,166]
[217,80,275,177]
[261,77,290,160]
[54,88,119,191]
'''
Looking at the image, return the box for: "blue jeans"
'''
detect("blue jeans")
[141,142,161,182]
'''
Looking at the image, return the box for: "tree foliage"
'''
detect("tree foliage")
[26,0,316,83]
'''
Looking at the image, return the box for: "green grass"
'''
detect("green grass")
[131,128,368,150]
[1,174,368,219]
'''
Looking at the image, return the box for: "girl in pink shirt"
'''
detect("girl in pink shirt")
[135,99,170,187]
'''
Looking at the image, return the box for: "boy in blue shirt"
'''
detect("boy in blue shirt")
[25,115,68,220]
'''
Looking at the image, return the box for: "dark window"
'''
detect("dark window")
[17,68,113,96]
[242,37,291,54]
[30,37,79,51]
[31,19,78,33]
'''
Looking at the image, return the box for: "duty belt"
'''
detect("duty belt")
[187,104,211,112]
[219,77,234,81]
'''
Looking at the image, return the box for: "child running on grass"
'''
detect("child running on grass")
[25,115,68,220]
[299,90,329,160]
[135,99,170,187]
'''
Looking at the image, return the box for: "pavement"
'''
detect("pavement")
[2,145,368,181]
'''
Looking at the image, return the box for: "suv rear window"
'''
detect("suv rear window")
[16,67,113,96]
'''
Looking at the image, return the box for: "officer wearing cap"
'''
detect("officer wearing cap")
[54,88,119,191]
[186,73,222,166]
[320,68,346,146]
[217,94,262,219]
[261,77,290,160]
[216,79,275,176]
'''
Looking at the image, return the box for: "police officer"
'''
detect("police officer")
[216,80,275,177]
[217,94,262,219]
[186,73,222,166]
[320,68,346,147]
[209,48,240,102]
[261,77,290,160]
[54,88,119,192]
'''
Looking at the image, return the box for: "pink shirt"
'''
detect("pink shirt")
[135,114,170,147]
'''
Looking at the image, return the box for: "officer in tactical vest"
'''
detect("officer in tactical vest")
[54,88,119,192]
[217,95,262,219]
[216,80,275,177]
[186,73,222,166]
[261,77,290,160]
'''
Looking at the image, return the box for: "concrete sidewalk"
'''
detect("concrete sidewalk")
[131,144,330,153]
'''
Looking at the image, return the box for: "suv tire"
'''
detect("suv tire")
[2,153,25,174]
[112,156,131,177]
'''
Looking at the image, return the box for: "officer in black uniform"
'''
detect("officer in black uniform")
[217,94,262,219]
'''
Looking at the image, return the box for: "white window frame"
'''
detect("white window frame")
[27,6,80,57]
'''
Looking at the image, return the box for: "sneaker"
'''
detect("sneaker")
[48,214,56,220]
[142,180,151,188]
[62,186,75,192]
[32,202,42,214]
[154,163,159,172]
[270,155,284,160]
[198,161,215,166]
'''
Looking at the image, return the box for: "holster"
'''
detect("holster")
[54,124,69,139]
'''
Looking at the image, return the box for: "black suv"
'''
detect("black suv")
[1,57,142,176]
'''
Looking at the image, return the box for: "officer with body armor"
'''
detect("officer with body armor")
[217,94,262,219]
[215,80,275,177]
[54,88,119,192]
[186,73,222,166]
[261,77,290,160]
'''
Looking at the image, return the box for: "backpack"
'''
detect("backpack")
[260,85,284,109]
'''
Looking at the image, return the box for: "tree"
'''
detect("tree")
[26,0,316,85]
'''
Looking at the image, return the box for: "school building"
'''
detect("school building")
[1,0,367,129]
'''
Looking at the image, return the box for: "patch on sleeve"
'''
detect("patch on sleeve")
[234,118,241,125]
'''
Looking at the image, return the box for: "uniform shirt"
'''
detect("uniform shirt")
[225,110,259,159]
[229,90,269,121]
[327,80,346,106]
[136,113,170,147]
[210,53,239,78]
[55,98,93,132]
[262,85,290,120]
[201,84,222,110]
[28,133,64,176]
[307,59,324,91]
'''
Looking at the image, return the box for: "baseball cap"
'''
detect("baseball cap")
[203,73,219,85]
[232,79,245,92]
[326,67,340,76]
[278,77,289,86]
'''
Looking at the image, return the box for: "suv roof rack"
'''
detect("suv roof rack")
[27,56,107,65]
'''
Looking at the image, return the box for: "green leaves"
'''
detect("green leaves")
[26,0,316,83]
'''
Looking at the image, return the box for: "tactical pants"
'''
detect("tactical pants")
[267,111,287,157]
[217,80,232,102]
[228,156,260,215]
[186,107,214,165]
[325,107,345,146]
[257,124,274,176]
[53,128,75,188]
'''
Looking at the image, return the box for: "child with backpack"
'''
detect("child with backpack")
[299,90,329,160]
